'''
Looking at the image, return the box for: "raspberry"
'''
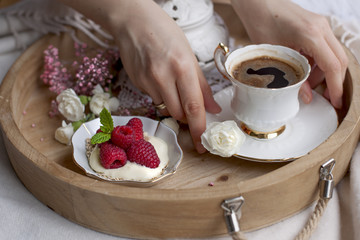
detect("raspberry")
[99,142,127,169]
[126,118,143,141]
[111,125,135,149]
[126,139,160,168]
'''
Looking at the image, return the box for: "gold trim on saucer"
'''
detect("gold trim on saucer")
[240,123,286,140]
[232,153,299,163]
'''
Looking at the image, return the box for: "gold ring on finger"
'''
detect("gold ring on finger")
[152,102,167,110]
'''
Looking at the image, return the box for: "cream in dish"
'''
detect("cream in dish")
[88,134,169,181]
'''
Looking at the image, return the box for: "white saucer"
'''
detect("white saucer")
[206,87,338,162]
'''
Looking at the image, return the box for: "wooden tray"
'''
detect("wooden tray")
[1,4,360,239]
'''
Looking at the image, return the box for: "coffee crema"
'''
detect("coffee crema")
[231,56,305,89]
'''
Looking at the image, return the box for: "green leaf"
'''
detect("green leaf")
[90,108,114,144]
[99,108,113,133]
[91,132,111,144]
[85,113,95,122]
[72,120,84,132]
[79,95,90,105]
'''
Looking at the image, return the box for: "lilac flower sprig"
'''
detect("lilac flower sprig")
[40,42,120,97]
[72,54,112,96]
[40,45,73,95]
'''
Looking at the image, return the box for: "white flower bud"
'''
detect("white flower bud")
[90,85,120,115]
[55,120,74,145]
[92,84,104,95]
[108,97,120,112]
[90,92,110,116]
[161,117,180,135]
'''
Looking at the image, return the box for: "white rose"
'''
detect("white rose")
[201,120,245,157]
[55,121,74,145]
[89,85,120,115]
[56,88,85,121]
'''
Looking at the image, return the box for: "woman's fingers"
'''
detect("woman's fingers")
[307,65,325,89]
[308,37,346,108]
[136,49,211,153]
[299,81,313,104]
[298,15,348,108]
[196,64,222,114]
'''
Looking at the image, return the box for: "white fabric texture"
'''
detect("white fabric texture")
[0,0,359,240]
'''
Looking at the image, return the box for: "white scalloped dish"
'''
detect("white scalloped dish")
[72,116,183,186]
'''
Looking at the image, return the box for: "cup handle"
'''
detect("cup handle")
[214,42,230,79]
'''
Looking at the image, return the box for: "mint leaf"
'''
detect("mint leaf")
[91,132,111,144]
[90,108,114,144]
[99,108,113,133]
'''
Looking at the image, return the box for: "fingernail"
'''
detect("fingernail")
[334,98,343,109]
[196,142,206,154]
[206,100,222,114]
[299,91,311,104]
[214,103,222,113]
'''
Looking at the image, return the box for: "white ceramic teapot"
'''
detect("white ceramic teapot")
[155,0,229,72]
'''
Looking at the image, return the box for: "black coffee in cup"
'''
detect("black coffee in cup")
[231,56,305,88]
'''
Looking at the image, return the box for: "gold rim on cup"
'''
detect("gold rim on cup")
[240,122,286,140]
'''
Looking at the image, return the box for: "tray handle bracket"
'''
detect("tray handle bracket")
[221,196,245,234]
[319,158,335,199]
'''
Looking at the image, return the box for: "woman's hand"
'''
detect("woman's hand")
[231,0,348,109]
[114,1,222,153]
[61,0,221,153]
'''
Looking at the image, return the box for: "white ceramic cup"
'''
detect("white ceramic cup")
[214,43,311,139]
